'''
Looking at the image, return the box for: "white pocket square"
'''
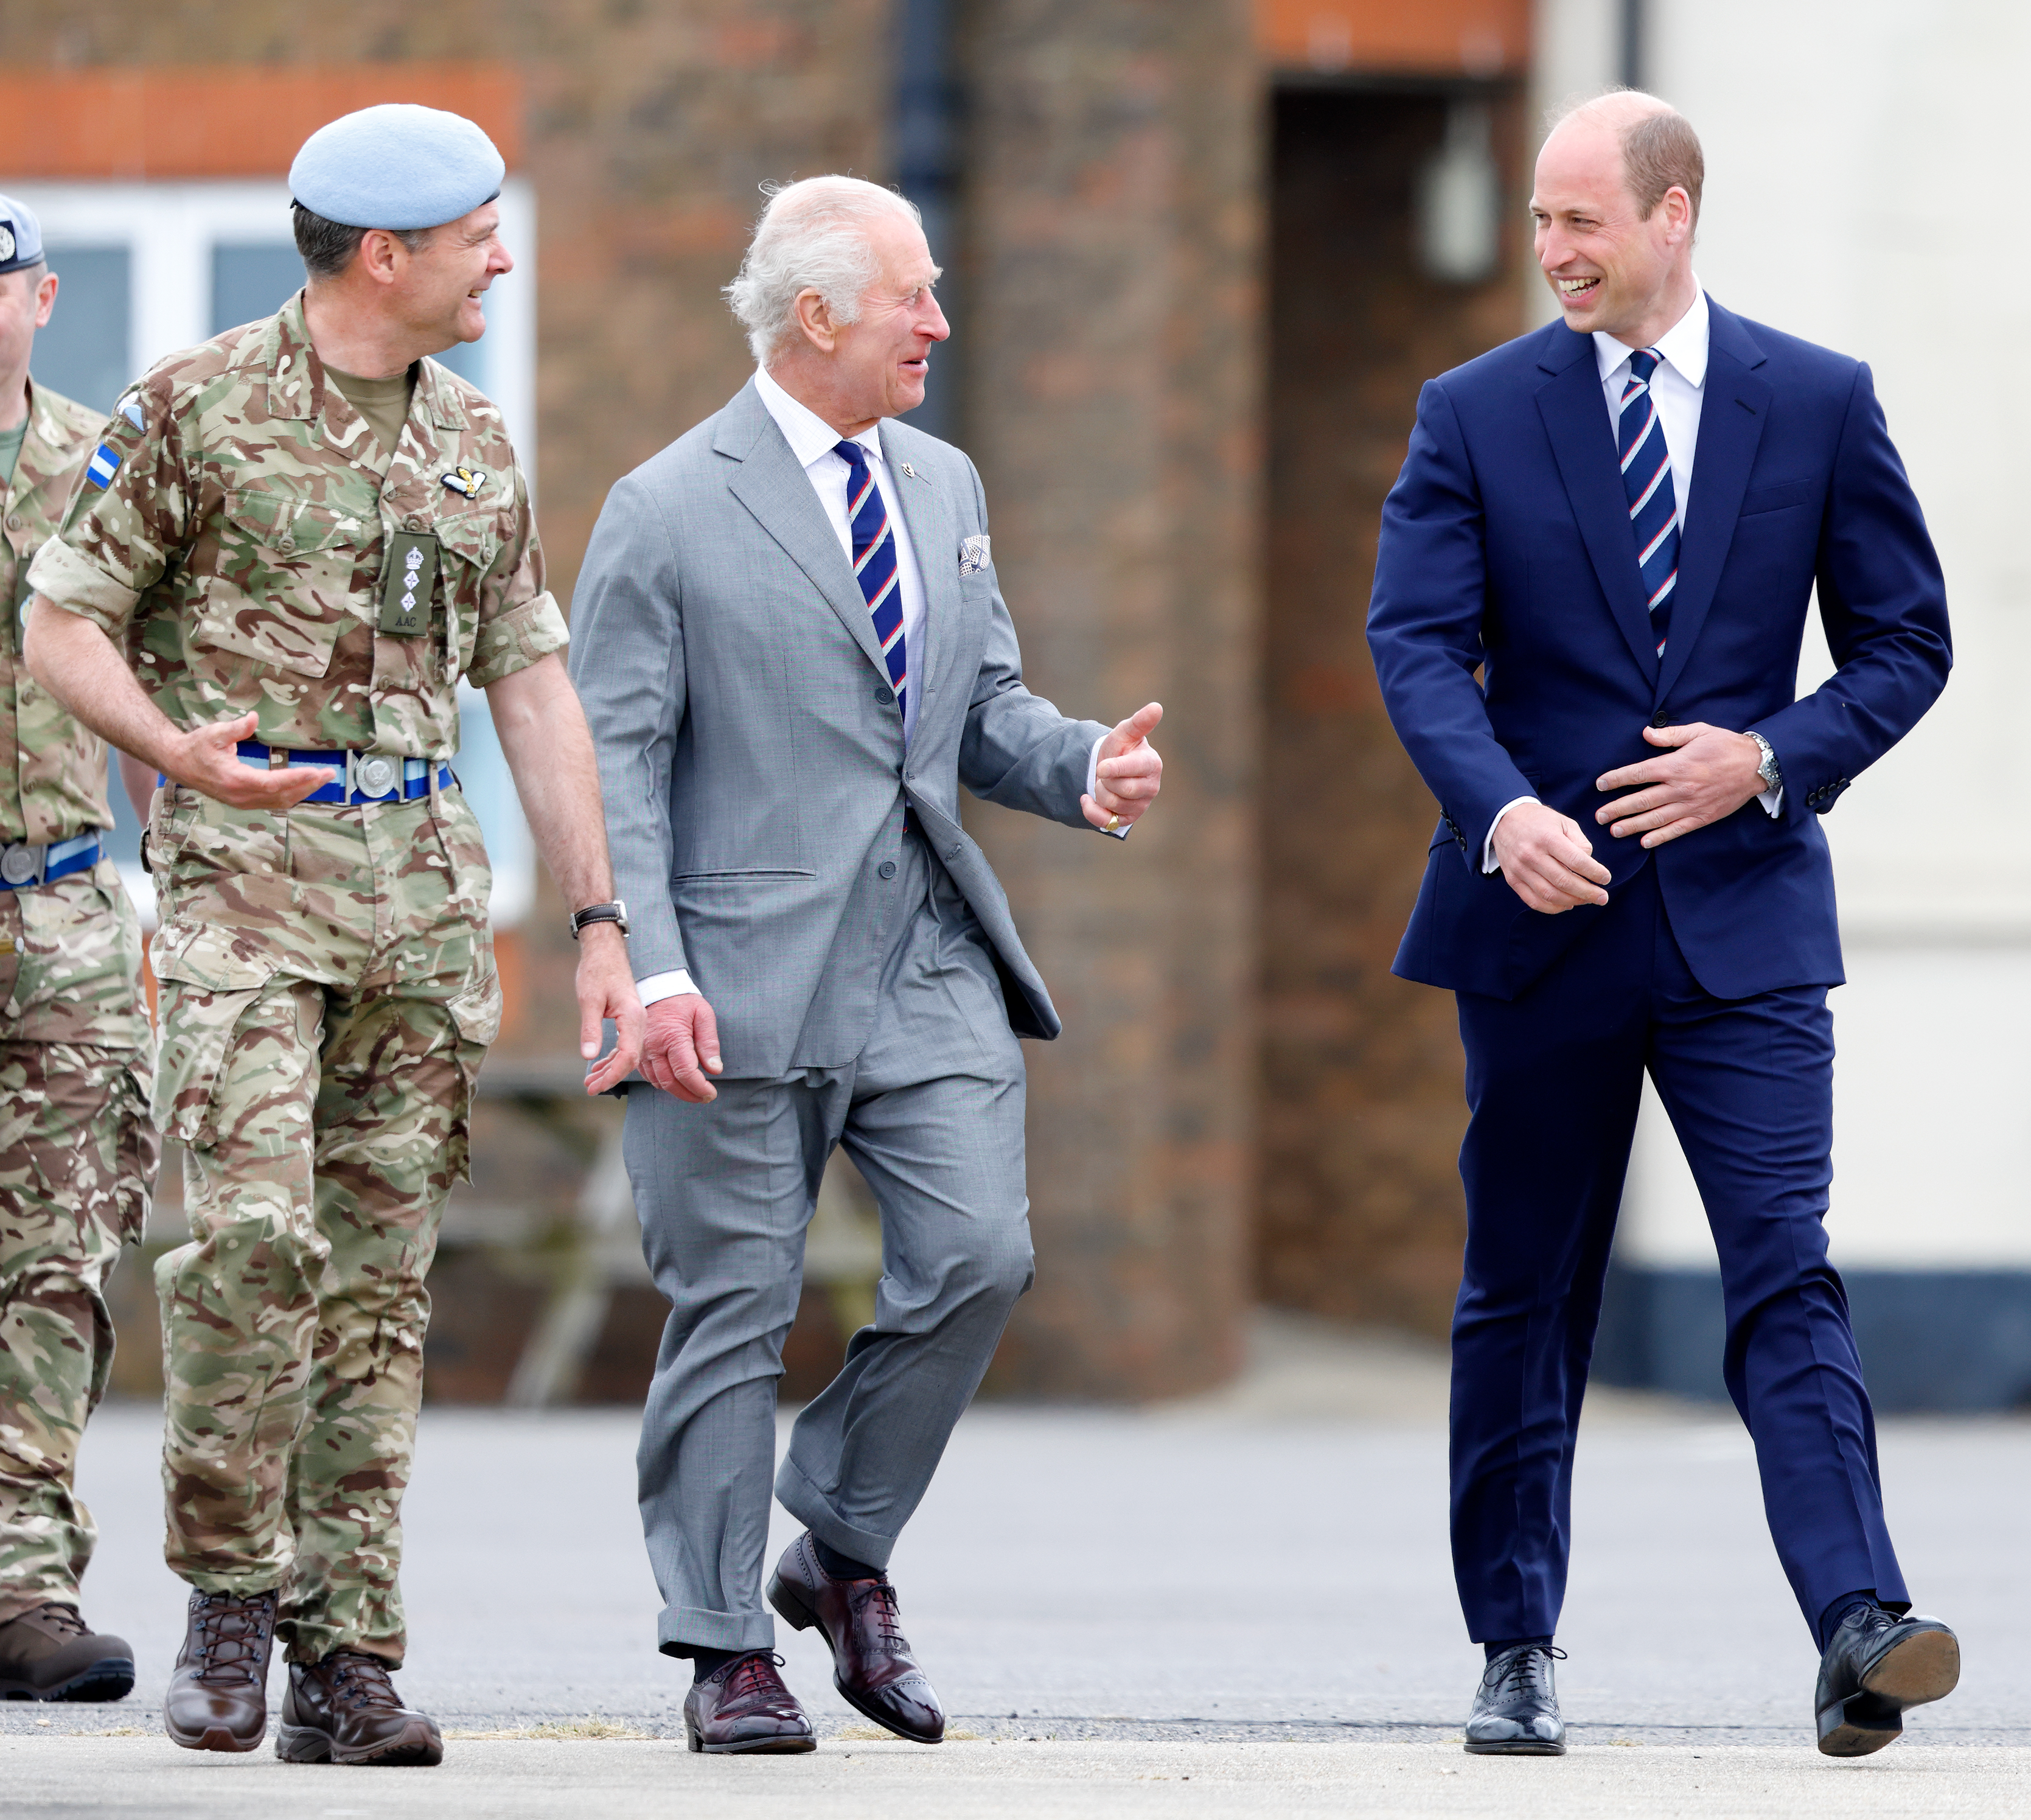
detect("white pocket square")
[958,534,991,576]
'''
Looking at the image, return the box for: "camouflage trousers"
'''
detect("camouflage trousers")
[0,866,156,1624]
[148,781,498,1666]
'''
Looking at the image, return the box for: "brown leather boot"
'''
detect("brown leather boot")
[276,1648,444,1766]
[767,1532,945,1743]
[0,1602,135,1701]
[164,1588,277,1752]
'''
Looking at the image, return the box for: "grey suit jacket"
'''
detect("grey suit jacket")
[568,379,1109,1078]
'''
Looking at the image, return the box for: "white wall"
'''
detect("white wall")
[1533,0,2031,1268]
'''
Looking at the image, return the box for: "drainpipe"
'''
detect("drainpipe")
[891,0,961,442]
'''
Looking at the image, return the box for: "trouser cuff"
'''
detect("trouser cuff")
[775,1454,896,1571]
[657,1604,776,1659]
[174,1569,286,1599]
[0,1587,78,1626]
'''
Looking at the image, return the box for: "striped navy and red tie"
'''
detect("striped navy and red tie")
[835,439,907,718]
[1617,349,1679,656]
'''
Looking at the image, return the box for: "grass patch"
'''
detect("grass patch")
[442,1717,653,1742]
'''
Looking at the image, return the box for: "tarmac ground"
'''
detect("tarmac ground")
[7,1313,2030,1816]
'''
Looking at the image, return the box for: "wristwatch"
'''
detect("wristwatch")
[1746,732,1781,793]
[569,899,629,940]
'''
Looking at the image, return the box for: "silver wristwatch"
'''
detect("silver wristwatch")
[1746,731,1780,793]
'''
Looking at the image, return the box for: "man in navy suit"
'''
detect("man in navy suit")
[1368,92,1958,1758]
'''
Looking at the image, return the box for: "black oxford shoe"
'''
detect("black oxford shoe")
[767,1532,945,1744]
[1816,1605,1959,1757]
[683,1651,817,1755]
[1464,1644,1566,1755]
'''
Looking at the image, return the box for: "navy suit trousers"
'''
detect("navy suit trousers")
[1449,863,1908,1643]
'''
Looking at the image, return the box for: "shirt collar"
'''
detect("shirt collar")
[754,364,883,470]
[1593,282,1710,390]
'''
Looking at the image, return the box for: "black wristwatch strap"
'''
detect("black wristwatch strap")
[569,899,629,940]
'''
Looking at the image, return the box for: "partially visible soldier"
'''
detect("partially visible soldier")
[26,108,643,1765]
[0,194,159,1705]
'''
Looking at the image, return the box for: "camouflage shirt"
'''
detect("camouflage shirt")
[30,291,566,758]
[1,380,116,845]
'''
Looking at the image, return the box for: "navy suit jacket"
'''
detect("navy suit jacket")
[1367,296,1951,1003]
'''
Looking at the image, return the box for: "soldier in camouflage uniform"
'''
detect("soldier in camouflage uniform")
[0,194,161,1706]
[26,108,643,1763]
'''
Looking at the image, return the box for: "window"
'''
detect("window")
[15,178,539,927]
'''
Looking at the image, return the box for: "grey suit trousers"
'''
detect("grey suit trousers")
[627,828,1034,1656]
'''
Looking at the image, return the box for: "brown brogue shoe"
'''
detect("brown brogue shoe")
[0,1602,135,1701]
[767,1532,945,1744]
[164,1589,276,1752]
[681,1651,817,1754]
[276,1649,444,1766]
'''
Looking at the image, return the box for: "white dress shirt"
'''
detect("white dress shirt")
[1482,284,1777,876]
[636,369,1109,1007]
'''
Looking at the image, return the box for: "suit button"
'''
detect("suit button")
[878,860,897,880]
[874,686,894,705]
[1651,711,1670,728]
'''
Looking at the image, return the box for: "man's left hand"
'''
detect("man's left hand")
[1083,701,1164,834]
[576,924,645,1094]
[1595,721,1767,847]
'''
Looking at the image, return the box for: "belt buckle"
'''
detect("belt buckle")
[353,755,399,800]
[0,843,38,886]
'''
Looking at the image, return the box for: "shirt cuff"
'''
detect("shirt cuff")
[1088,733,1129,839]
[637,969,699,1006]
[1483,796,1539,874]
[1758,784,1783,816]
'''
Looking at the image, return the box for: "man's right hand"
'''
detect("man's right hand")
[167,711,335,810]
[642,994,724,1103]
[1490,801,1612,914]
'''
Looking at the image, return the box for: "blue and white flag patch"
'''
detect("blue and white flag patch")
[84,444,120,490]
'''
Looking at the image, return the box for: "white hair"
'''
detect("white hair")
[725,176,924,364]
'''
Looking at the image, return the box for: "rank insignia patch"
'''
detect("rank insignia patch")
[116,390,144,431]
[85,444,120,490]
[441,465,486,500]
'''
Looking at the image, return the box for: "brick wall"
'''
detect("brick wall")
[1255,85,1527,1336]
[957,0,1260,1398]
[10,0,1262,1400]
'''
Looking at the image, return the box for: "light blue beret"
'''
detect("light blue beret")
[0,192,43,276]
[289,103,505,232]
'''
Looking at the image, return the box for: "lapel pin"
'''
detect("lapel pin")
[901,462,918,479]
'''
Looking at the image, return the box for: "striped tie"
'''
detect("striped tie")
[1618,349,1679,655]
[835,439,907,717]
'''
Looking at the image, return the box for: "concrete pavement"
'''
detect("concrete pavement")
[9,1737,2031,1819]
[6,1313,2030,1814]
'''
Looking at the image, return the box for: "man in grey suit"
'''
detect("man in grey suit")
[569,175,1164,1755]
